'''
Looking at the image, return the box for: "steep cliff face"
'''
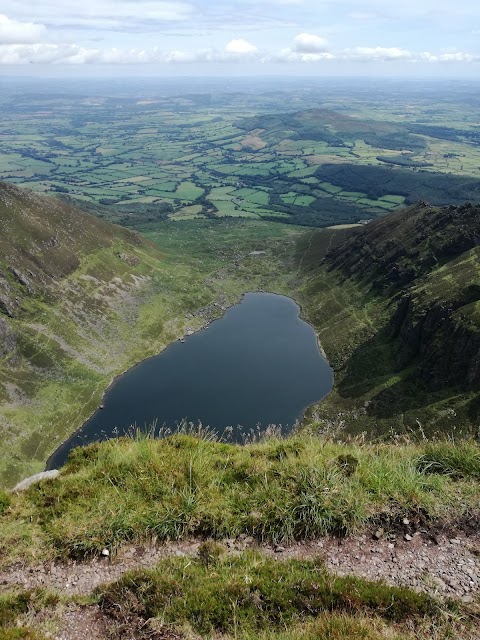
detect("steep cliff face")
[324,202,480,394]
[326,202,480,291]
[390,294,480,391]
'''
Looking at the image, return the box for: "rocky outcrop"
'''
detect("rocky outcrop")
[0,272,16,317]
[9,267,34,294]
[325,202,480,293]
[11,469,60,492]
[324,201,480,394]
[0,317,16,358]
[0,294,14,317]
[390,297,480,391]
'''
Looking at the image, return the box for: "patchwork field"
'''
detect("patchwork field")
[1,80,479,228]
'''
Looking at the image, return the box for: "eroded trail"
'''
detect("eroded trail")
[2,531,479,602]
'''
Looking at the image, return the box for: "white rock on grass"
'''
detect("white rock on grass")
[11,470,60,492]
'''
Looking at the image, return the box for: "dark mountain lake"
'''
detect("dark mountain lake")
[47,292,333,468]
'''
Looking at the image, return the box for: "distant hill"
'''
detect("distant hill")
[298,201,480,436]
[0,183,172,485]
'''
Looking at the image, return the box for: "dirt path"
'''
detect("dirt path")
[2,531,479,603]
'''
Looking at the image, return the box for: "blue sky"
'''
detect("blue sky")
[0,1,479,75]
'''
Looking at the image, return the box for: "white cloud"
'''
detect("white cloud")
[1,2,193,31]
[272,48,334,63]
[293,32,329,53]
[224,38,257,54]
[0,34,478,66]
[421,51,480,63]
[270,32,331,63]
[345,46,414,61]
[0,14,46,44]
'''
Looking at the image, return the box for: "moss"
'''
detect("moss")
[0,589,59,628]
[0,490,11,515]
[99,553,442,637]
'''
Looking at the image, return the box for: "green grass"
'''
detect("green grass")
[379,194,406,204]
[1,552,471,640]
[418,441,480,479]
[4,90,479,227]
[318,182,344,194]
[98,552,443,637]
[0,588,58,639]
[1,433,478,563]
[174,181,204,200]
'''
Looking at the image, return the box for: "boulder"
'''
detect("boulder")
[12,469,60,492]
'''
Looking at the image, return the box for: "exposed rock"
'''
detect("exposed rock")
[0,291,15,317]
[0,317,16,357]
[118,252,140,266]
[390,298,480,391]
[327,202,480,394]
[9,266,34,293]
[11,469,60,492]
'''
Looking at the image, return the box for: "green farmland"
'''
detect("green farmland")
[1,81,480,227]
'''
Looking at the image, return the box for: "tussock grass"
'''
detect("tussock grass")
[248,616,401,640]
[1,434,479,562]
[0,589,57,639]
[0,490,10,515]
[418,441,480,479]
[98,552,444,638]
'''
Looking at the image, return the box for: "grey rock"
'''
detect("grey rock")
[9,267,33,293]
[12,470,60,492]
[0,317,16,357]
[431,576,447,590]
[0,292,14,317]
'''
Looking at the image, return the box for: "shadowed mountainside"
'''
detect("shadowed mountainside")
[298,201,480,435]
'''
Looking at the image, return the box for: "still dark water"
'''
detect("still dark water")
[47,293,333,468]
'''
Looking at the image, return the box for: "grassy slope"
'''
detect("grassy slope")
[1,434,479,564]
[0,434,478,638]
[0,185,303,487]
[295,204,480,438]
[97,552,447,639]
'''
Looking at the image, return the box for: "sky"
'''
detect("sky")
[0,0,479,76]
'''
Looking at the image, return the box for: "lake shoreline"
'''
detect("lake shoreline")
[45,291,332,470]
